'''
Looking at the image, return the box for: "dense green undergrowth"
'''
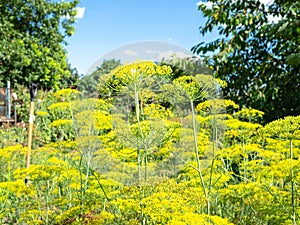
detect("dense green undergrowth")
[0,62,299,224]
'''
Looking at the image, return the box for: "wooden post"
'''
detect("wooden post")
[6,81,11,119]
[14,100,17,126]
[25,84,37,184]
[12,92,18,126]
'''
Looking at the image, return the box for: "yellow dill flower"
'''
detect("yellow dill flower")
[95,111,113,130]
[99,211,114,222]
[46,140,77,149]
[111,148,137,161]
[14,165,63,181]
[49,119,73,127]
[70,98,113,112]
[0,179,35,197]
[262,115,300,140]
[110,61,172,77]
[196,99,239,114]
[226,118,262,130]
[55,206,82,224]
[98,61,172,96]
[168,213,235,225]
[53,88,81,102]
[48,102,71,111]
[144,103,174,119]
[234,107,264,122]
[47,157,67,166]
[0,144,27,159]
[215,78,227,88]
[36,111,49,116]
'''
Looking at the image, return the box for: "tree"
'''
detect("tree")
[160,56,212,80]
[79,59,122,98]
[192,0,300,122]
[0,0,79,90]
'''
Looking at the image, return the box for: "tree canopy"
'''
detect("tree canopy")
[0,0,79,90]
[192,0,300,122]
[79,59,122,98]
[160,56,212,80]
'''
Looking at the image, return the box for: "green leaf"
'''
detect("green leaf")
[286,54,300,66]
[277,21,289,32]
[192,0,300,122]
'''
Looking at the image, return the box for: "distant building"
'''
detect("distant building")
[0,86,17,124]
[0,88,6,117]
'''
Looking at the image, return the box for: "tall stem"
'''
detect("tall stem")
[190,100,209,214]
[45,180,50,224]
[242,136,246,182]
[137,149,142,183]
[36,184,42,221]
[208,122,217,197]
[290,139,296,225]
[134,82,143,183]
[85,150,92,189]
[144,151,148,181]
[79,155,85,213]
[134,80,145,222]
[7,159,11,182]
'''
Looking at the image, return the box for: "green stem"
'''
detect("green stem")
[138,148,142,184]
[67,164,73,209]
[89,168,110,201]
[190,100,209,214]
[208,124,217,197]
[242,136,246,182]
[7,159,11,182]
[85,150,92,191]
[133,76,146,222]
[134,83,140,125]
[35,184,42,221]
[78,155,85,213]
[45,180,50,224]
[134,82,142,183]
[144,150,147,181]
[290,139,296,225]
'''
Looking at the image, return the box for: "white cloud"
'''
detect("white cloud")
[198,0,280,24]
[197,1,213,9]
[259,0,274,5]
[145,50,157,54]
[267,14,281,23]
[197,0,274,10]
[124,49,138,56]
[258,0,281,23]
[76,7,85,19]
[158,51,190,60]
[173,51,191,58]
[158,50,174,59]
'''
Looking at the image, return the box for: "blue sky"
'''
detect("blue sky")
[66,0,216,75]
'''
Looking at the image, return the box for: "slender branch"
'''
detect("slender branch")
[190,99,209,214]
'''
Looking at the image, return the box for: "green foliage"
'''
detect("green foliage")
[160,56,212,79]
[98,61,172,100]
[193,0,300,122]
[173,74,221,102]
[0,0,79,90]
[79,59,122,98]
[0,63,300,224]
[262,116,300,140]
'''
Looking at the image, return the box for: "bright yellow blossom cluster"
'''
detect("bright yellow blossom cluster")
[49,119,73,127]
[144,103,174,120]
[53,88,81,102]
